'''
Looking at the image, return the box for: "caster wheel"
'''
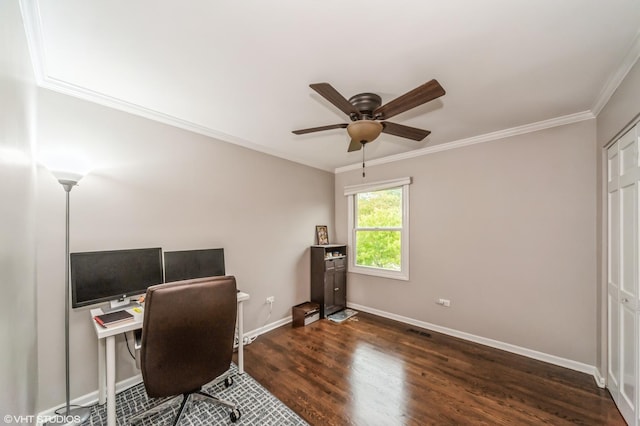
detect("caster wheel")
[224,377,234,388]
[230,408,241,422]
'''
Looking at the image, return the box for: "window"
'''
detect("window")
[345,177,410,280]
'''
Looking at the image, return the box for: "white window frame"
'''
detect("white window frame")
[345,177,410,281]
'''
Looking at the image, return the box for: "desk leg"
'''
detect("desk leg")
[106,335,116,426]
[98,337,106,404]
[237,300,244,374]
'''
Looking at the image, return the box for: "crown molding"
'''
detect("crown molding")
[591,30,640,116]
[40,76,325,171]
[19,0,46,85]
[18,0,330,173]
[334,111,595,174]
[19,0,631,175]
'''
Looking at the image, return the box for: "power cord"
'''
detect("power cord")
[124,331,136,360]
[242,298,272,346]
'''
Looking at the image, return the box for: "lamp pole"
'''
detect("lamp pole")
[61,180,74,417]
[50,176,91,425]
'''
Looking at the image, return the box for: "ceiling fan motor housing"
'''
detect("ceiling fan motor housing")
[348,93,382,119]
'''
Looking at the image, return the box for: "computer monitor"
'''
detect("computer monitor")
[70,247,163,308]
[163,248,225,283]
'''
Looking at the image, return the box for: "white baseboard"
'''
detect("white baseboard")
[593,368,606,388]
[243,316,292,343]
[41,307,603,423]
[347,302,604,387]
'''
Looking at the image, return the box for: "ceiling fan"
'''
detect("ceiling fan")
[292,79,446,152]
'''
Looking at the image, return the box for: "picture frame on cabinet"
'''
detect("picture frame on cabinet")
[316,225,329,245]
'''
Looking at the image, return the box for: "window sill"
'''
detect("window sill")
[348,265,409,281]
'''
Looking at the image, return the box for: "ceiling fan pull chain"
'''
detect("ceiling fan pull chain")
[362,142,366,178]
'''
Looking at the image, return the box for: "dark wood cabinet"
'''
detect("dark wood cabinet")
[310,244,347,318]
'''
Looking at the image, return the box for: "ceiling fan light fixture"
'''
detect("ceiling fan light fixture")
[346,120,383,143]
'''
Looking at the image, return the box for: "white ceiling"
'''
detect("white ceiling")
[22,0,640,171]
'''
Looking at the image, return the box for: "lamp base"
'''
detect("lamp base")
[45,405,92,425]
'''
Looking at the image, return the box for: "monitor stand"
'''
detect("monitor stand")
[102,296,141,314]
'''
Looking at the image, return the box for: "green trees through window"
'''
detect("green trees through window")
[355,187,402,271]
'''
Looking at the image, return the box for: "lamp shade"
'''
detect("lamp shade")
[51,170,85,184]
[39,150,91,185]
[347,120,383,143]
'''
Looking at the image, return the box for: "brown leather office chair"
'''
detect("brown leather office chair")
[129,276,241,424]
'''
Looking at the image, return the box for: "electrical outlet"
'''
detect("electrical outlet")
[266,296,275,304]
[437,298,451,307]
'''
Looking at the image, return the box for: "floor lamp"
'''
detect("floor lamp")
[50,170,92,425]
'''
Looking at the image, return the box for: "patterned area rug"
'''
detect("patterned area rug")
[84,364,308,425]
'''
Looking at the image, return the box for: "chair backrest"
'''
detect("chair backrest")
[140,275,237,397]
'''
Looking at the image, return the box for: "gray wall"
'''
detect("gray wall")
[335,119,598,365]
[9,2,637,410]
[35,89,334,411]
[0,1,39,418]
[595,59,640,378]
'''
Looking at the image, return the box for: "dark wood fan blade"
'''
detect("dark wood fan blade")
[348,139,362,152]
[292,123,348,135]
[309,83,361,118]
[381,121,431,141]
[374,79,445,120]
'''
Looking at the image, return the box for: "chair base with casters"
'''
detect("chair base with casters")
[129,375,241,425]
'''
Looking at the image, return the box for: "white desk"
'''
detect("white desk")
[91,291,250,426]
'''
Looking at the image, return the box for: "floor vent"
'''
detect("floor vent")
[407,328,431,338]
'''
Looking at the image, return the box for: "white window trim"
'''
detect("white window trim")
[345,177,410,281]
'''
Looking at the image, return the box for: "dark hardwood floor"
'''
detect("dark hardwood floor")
[235,311,624,425]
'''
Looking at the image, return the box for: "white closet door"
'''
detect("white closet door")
[608,140,621,405]
[608,124,640,426]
